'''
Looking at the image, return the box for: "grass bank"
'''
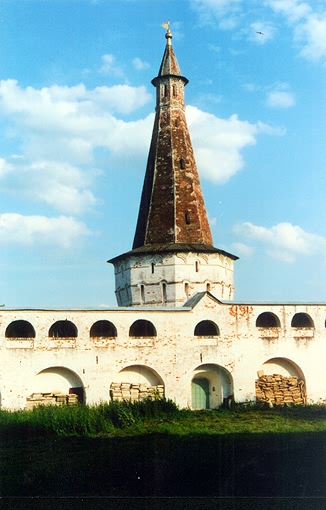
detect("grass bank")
[1,401,326,497]
[1,399,326,437]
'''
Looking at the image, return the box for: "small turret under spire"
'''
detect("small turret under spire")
[154,22,185,82]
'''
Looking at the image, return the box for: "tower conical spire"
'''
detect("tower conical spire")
[109,29,238,308]
[132,27,214,250]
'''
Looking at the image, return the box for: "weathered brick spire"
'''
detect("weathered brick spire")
[132,27,214,250]
[109,27,237,307]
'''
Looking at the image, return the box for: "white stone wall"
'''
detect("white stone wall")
[1,296,325,410]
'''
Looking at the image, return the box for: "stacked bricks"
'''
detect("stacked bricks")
[255,372,306,406]
[110,382,164,402]
[25,392,79,409]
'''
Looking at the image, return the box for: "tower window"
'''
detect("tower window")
[175,119,179,127]
[206,283,211,292]
[180,158,185,169]
[164,84,168,97]
[140,284,145,304]
[162,282,167,303]
[195,261,199,272]
[172,84,176,96]
[151,262,155,274]
[185,211,190,224]
[185,282,190,297]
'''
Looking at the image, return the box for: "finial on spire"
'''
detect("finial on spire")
[161,20,172,44]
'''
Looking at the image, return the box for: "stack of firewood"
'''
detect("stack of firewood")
[110,382,164,402]
[25,392,79,409]
[255,372,306,405]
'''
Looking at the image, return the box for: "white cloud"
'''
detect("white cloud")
[191,0,242,29]
[0,79,153,213]
[169,21,185,41]
[244,81,296,109]
[208,214,217,227]
[186,105,279,183]
[191,0,326,61]
[264,0,326,61]
[132,57,150,71]
[264,0,312,23]
[0,158,13,178]
[266,90,296,108]
[234,221,326,262]
[90,85,151,115]
[294,13,326,60]
[27,160,96,214]
[232,242,255,256]
[99,53,125,78]
[0,78,279,222]
[0,213,89,248]
[0,156,97,215]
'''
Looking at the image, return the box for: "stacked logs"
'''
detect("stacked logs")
[255,372,306,406]
[110,382,164,402]
[25,392,78,409]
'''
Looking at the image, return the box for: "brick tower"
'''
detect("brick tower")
[109,27,238,307]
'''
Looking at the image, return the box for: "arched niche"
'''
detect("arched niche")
[256,312,281,328]
[29,366,85,404]
[259,357,305,379]
[48,320,78,338]
[110,365,164,401]
[90,320,117,338]
[256,357,306,406]
[194,320,220,337]
[116,365,164,386]
[291,313,314,328]
[129,320,157,337]
[5,320,36,338]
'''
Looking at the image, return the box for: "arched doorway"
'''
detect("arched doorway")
[26,366,85,408]
[110,365,164,402]
[191,364,233,410]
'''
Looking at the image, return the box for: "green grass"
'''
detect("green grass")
[2,401,326,497]
[1,400,326,437]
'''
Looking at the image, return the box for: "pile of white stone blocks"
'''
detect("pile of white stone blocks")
[110,382,165,402]
[25,392,79,409]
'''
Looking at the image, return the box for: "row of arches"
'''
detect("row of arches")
[4,319,220,339]
[256,312,314,328]
[23,356,306,410]
[4,312,318,340]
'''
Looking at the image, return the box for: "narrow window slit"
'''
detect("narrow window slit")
[140,284,145,303]
[162,283,167,303]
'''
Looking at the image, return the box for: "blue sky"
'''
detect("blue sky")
[0,0,325,308]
